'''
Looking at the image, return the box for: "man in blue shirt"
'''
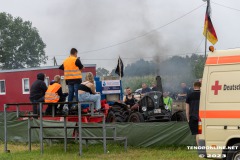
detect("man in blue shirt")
[141,83,152,94]
[178,82,190,100]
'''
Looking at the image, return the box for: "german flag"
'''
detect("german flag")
[203,3,218,45]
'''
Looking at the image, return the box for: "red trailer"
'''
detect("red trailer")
[0,65,96,111]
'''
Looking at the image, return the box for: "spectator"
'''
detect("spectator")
[151,83,158,91]
[59,48,84,108]
[163,91,173,111]
[123,87,137,107]
[186,81,201,145]
[29,73,47,114]
[78,72,101,111]
[45,75,68,115]
[178,82,190,100]
[141,83,152,94]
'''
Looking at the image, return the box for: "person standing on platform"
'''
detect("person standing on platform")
[59,48,84,109]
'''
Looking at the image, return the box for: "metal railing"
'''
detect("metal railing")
[3,101,127,156]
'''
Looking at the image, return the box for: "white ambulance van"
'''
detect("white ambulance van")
[198,48,240,159]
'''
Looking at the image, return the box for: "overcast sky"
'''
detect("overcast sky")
[1,0,240,70]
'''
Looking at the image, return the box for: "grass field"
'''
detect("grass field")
[0,142,202,160]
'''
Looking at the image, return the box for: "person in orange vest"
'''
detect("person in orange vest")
[45,75,68,115]
[59,48,84,108]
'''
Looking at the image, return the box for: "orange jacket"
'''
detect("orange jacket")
[63,56,82,80]
[45,83,61,103]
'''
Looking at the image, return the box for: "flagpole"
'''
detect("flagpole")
[204,0,210,59]
[204,30,208,59]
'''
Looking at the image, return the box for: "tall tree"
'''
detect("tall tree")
[0,12,47,69]
[190,54,205,79]
[96,67,110,77]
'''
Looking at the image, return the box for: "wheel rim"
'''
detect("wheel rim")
[233,152,240,160]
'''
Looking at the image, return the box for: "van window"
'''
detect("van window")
[0,80,6,95]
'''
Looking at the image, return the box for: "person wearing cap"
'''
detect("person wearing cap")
[59,48,84,107]
[29,73,48,114]
[45,75,68,115]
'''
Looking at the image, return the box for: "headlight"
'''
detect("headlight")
[142,106,147,112]
[164,105,169,110]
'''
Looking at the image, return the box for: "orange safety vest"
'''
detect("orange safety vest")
[63,56,82,80]
[45,83,61,103]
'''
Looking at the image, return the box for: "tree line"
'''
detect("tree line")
[0,12,47,70]
[97,54,205,92]
[98,54,205,79]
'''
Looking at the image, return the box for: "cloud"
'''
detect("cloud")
[2,0,240,71]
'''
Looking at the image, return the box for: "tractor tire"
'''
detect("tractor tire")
[115,116,124,122]
[122,111,130,122]
[106,111,124,123]
[106,111,116,122]
[171,112,187,121]
[128,112,144,122]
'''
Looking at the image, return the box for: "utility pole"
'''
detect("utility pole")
[53,56,57,66]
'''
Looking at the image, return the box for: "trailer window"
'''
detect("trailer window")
[44,77,49,86]
[22,78,30,94]
[0,80,6,95]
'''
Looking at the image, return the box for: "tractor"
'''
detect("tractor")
[105,76,185,122]
[106,91,172,122]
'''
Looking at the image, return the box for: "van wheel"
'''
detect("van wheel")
[226,143,240,160]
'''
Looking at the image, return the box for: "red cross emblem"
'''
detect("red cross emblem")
[211,81,222,95]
